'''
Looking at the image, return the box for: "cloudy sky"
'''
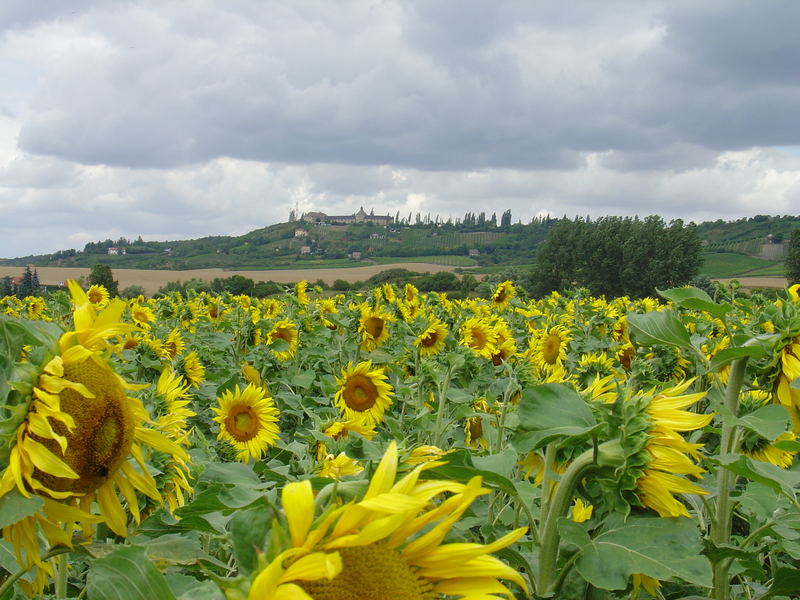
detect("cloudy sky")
[2,1,800,258]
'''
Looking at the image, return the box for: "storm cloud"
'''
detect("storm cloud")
[1,0,799,257]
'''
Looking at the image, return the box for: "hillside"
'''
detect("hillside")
[1,213,798,278]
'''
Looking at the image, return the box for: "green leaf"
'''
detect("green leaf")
[86,545,177,600]
[514,383,600,449]
[762,567,800,599]
[558,516,712,590]
[627,310,692,350]
[165,574,226,600]
[230,502,272,575]
[737,404,791,441]
[290,370,316,389]
[0,491,43,529]
[719,454,800,499]
[657,287,732,319]
[472,449,518,480]
[709,345,772,373]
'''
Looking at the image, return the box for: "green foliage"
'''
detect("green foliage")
[786,228,800,284]
[88,264,119,297]
[530,215,702,297]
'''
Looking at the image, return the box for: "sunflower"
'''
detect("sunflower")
[490,280,515,310]
[266,318,300,361]
[334,361,394,425]
[460,316,498,360]
[178,350,205,388]
[0,281,189,593]
[296,280,310,307]
[773,335,800,430]
[86,284,110,307]
[151,367,195,512]
[129,301,156,329]
[530,324,571,375]
[489,318,517,365]
[571,498,593,523]
[247,442,528,600]
[212,383,280,462]
[414,317,448,358]
[319,452,363,479]
[160,327,185,360]
[740,390,797,468]
[358,304,395,352]
[633,381,712,518]
[316,418,377,460]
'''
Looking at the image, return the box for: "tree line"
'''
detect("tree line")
[530,215,702,298]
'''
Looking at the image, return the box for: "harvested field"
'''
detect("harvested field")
[714,276,787,289]
[0,263,465,296]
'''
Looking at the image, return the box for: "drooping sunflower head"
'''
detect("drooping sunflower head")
[160,327,185,360]
[573,352,620,387]
[334,361,394,425]
[413,316,448,357]
[212,383,280,463]
[358,304,395,352]
[267,318,299,360]
[178,350,205,388]
[607,380,712,518]
[491,280,516,310]
[247,442,528,600]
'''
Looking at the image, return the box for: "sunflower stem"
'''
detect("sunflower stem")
[537,447,598,598]
[432,363,454,448]
[538,443,558,532]
[0,547,71,598]
[711,356,748,600]
[492,364,517,454]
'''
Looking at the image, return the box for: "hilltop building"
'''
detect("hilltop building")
[301,206,393,225]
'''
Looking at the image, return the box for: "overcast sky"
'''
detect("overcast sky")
[2,1,800,258]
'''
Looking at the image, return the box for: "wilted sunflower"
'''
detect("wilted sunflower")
[460,316,498,360]
[490,280,515,310]
[358,304,395,352]
[267,318,300,361]
[247,442,528,600]
[0,282,189,593]
[334,361,394,425]
[414,317,448,357]
[212,383,280,462]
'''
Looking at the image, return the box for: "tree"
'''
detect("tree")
[530,216,702,298]
[89,264,120,297]
[16,266,37,298]
[786,228,800,284]
[500,209,512,230]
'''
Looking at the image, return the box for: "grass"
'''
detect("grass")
[369,255,478,266]
[699,252,782,278]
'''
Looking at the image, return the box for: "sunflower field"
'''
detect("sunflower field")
[2,279,800,599]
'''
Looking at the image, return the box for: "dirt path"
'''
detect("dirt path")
[0,263,463,296]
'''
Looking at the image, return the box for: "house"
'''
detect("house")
[107,247,126,255]
[468,249,480,257]
[350,251,362,260]
[300,246,312,255]
[301,206,393,225]
[295,229,308,237]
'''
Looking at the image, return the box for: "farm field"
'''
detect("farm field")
[0,263,466,296]
[2,278,800,598]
